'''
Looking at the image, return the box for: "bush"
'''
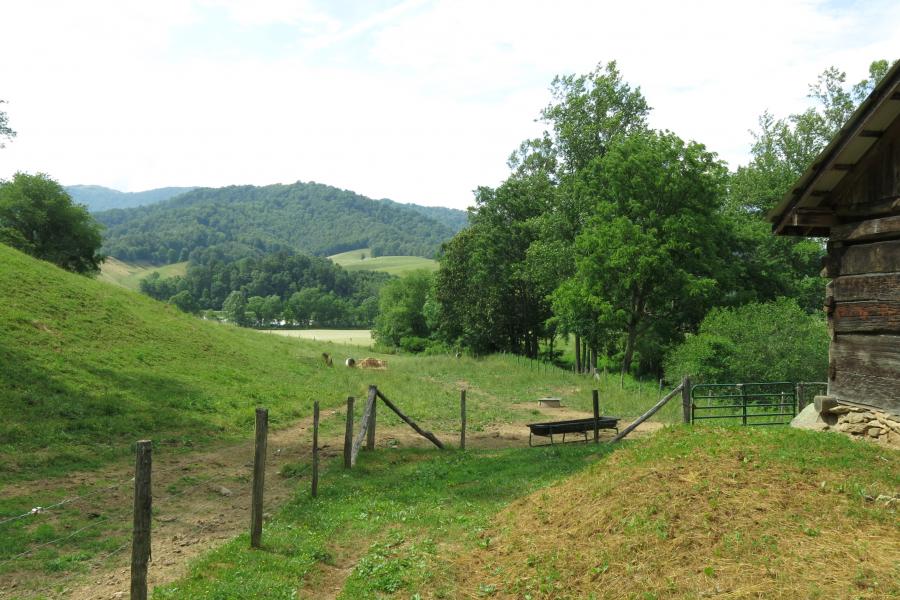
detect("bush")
[664,298,827,384]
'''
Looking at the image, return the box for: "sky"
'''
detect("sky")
[0,0,897,210]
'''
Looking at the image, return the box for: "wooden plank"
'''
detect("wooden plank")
[375,389,445,450]
[350,386,377,466]
[250,408,267,549]
[831,334,900,381]
[831,215,900,242]
[611,384,683,443]
[833,301,900,333]
[833,272,900,302]
[592,389,600,443]
[836,196,900,218]
[311,401,319,497]
[366,395,376,451]
[130,440,152,600]
[831,370,900,413]
[838,239,900,275]
[343,396,354,469]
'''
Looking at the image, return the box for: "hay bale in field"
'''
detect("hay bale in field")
[345,357,356,368]
[358,357,387,369]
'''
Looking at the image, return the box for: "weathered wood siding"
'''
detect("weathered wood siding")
[825,117,900,414]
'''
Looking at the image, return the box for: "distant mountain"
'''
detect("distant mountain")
[66,185,195,212]
[95,181,459,264]
[379,199,468,233]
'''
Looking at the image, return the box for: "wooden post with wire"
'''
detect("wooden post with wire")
[131,440,152,600]
[460,389,467,450]
[312,401,320,497]
[343,396,354,469]
[250,407,267,549]
[682,377,692,424]
[592,389,600,443]
[366,393,377,451]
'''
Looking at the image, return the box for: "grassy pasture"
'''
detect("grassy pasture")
[328,248,438,276]
[97,257,188,291]
[260,328,374,348]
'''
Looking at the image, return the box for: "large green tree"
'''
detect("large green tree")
[0,172,104,275]
[554,130,729,375]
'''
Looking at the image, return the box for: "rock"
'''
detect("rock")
[835,421,869,435]
[790,404,830,431]
[214,486,233,497]
[843,411,874,425]
[866,427,883,438]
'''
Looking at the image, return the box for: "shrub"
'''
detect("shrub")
[664,298,827,383]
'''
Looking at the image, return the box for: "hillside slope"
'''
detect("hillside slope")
[1,244,643,482]
[95,181,457,264]
[66,185,194,212]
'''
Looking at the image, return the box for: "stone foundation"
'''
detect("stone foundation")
[813,396,900,447]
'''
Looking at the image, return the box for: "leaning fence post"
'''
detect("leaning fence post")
[681,377,692,424]
[250,407,268,549]
[312,401,320,498]
[131,440,152,600]
[460,389,467,450]
[592,389,600,443]
[343,396,354,469]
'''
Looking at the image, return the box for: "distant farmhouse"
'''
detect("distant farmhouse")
[770,60,900,438]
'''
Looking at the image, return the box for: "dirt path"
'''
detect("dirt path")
[0,406,664,600]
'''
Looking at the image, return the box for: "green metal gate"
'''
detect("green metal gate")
[690,382,827,426]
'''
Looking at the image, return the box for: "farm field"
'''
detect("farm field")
[260,328,374,348]
[97,257,188,291]
[328,248,438,276]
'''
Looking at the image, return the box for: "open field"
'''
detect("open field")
[260,328,374,347]
[328,248,438,276]
[97,257,188,291]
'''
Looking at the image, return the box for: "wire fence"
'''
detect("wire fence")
[0,407,319,600]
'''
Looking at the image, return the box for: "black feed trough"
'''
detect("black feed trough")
[527,417,619,446]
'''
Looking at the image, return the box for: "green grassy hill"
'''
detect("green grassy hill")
[0,244,654,482]
[97,257,188,291]
[328,248,438,276]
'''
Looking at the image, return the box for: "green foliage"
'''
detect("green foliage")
[664,298,828,383]
[0,172,104,275]
[0,99,15,148]
[65,185,195,212]
[556,130,729,374]
[95,181,460,264]
[373,270,434,348]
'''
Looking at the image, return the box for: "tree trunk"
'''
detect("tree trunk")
[575,335,582,373]
[621,322,638,375]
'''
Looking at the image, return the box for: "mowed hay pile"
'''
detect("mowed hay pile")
[455,427,899,599]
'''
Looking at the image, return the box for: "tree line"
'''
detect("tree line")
[374,60,891,383]
[140,249,390,328]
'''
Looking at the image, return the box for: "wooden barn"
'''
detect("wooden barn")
[769,61,900,438]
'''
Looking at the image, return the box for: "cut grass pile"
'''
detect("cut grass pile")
[97,257,187,291]
[453,426,900,599]
[328,248,438,276]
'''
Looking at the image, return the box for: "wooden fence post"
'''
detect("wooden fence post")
[250,407,268,549]
[343,396,354,469]
[796,383,806,413]
[592,389,600,443]
[366,392,377,451]
[131,440,152,600]
[312,401,320,498]
[460,390,467,450]
[681,376,692,424]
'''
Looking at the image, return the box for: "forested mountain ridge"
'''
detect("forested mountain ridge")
[378,198,468,232]
[66,185,195,212]
[95,181,458,264]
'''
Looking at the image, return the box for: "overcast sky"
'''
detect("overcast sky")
[0,0,897,210]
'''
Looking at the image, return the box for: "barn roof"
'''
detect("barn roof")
[768,60,900,236]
